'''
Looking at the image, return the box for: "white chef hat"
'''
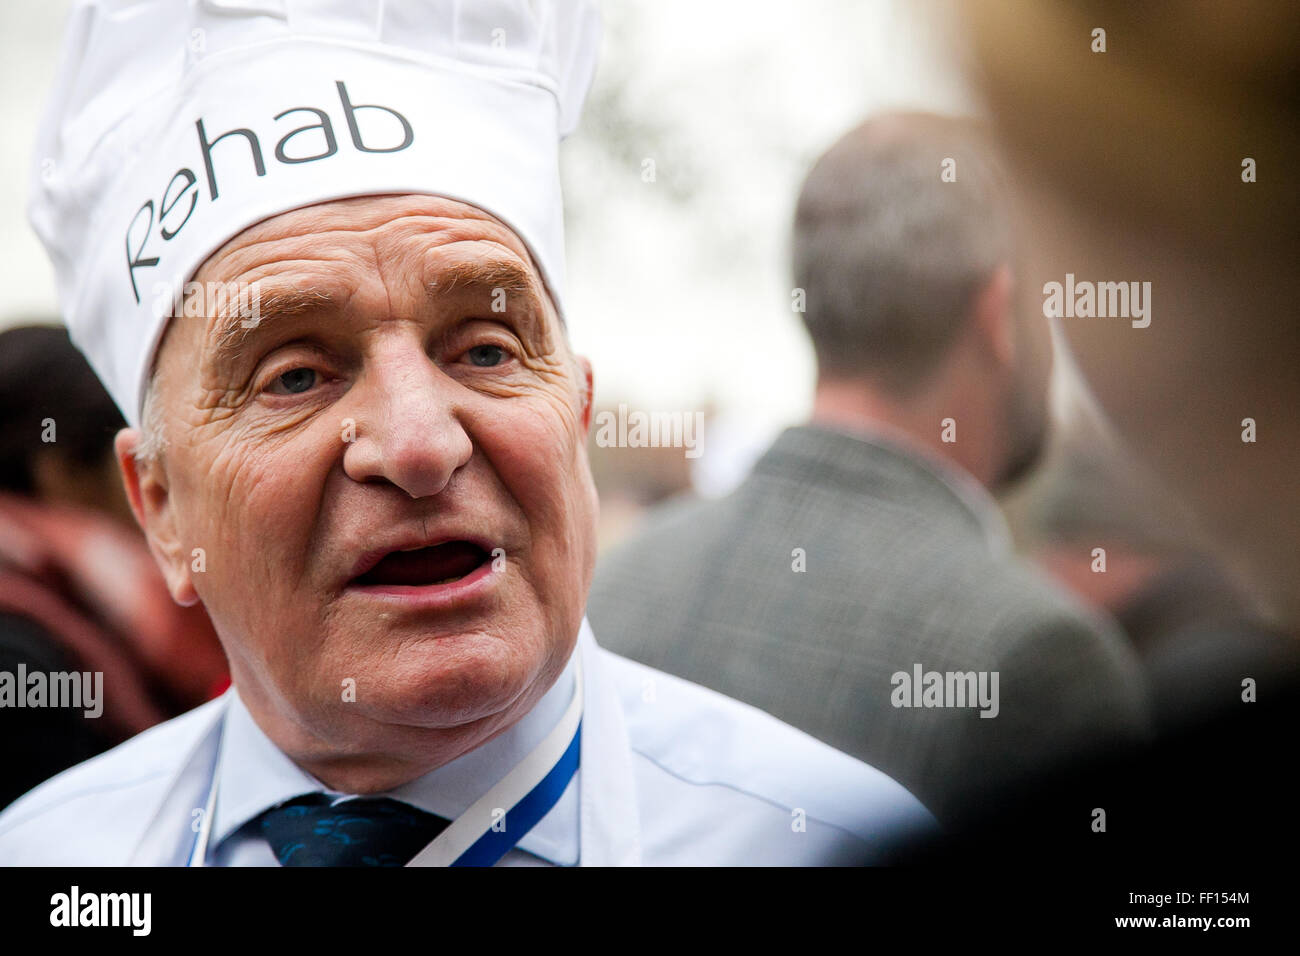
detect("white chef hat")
[29,0,601,427]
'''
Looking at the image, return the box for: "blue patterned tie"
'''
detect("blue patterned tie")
[257,793,451,867]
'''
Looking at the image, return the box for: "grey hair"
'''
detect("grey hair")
[133,371,168,465]
[792,113,1014,394]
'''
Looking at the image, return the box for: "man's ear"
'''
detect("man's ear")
[575,354,594,432]
[114,428,199,607]
[971,264,1016,369]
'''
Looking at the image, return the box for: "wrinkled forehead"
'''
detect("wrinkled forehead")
[153,193,563,377]
[197,193,549,295]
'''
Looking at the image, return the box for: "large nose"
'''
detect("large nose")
[341,340,473,499]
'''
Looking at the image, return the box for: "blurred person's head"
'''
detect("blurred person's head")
[793,112,1051,489]
[0,324,131,525]
[965,0,1300,625]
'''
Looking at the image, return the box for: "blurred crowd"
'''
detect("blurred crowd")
[0,326,228,807]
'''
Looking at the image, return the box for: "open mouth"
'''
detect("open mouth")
[351,541,492,588]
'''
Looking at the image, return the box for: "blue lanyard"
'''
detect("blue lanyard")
[190,656,584,867]
[451,721,581,867]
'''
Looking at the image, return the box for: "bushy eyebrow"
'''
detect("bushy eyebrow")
[204,257,547,369]
[428,258,543,310]
[209,287,336,370]
[424,257,549,346]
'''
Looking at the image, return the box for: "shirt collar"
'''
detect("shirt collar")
[210,642,581,865]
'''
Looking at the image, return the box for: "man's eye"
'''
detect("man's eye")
[270,367,318,394]
[466,345,507,367]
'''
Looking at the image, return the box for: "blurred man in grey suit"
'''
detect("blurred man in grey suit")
[588,113,1150,824]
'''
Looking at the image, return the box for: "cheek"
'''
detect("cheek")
[475,395,594,562]
[173,426,334,622]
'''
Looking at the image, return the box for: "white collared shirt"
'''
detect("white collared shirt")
[0,620,935,865]
[208,656,580,866]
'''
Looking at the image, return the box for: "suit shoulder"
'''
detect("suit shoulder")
[928,560,1153,743]
[600,648,936,841]
[901,549,1139,668]
[975,560,1141,668]
[0,696,225,862]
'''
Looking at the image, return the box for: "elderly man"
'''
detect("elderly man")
[590,113,1150,824]
[0,0,931,866]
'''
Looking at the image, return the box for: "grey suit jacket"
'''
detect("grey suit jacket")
[588,424,1150,824]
